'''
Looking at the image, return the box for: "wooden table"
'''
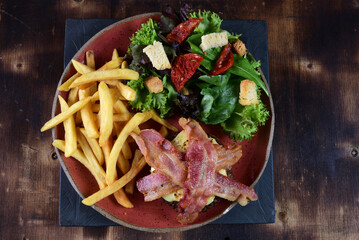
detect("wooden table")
[1,0,358,239]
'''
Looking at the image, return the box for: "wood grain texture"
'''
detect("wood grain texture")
[0,0,358,239]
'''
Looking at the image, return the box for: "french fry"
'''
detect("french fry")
[117,152,130,175]
[77,128,106,183]
[58,72,81,92]
[98,57,123,71]
[122,140,132,160]
[72,59,95,74]
[86,50,96,69]
[101,136,113,166]
[106,112,151,184]
[113,113,132,122]
[113,100,130,114]
[98,82,113,146]
[113,189,133,208]
[121,60,128,69]
[69,69,139,88]
[101,133,133,208]
[110,89,126,102]
[52,139,106,189]
[58,96,77,157]
[41,96,91,132]
[79,128,104,165]
[116,81,136,101]
[112,49,119,60]
[91,91,99,103]
[67,86,79,106]
[159,125,168,138]
[82,157,146,206]
[125,149,142,194]
[105,80,120,87]
[79,88,99,139]
[149,109,178,132]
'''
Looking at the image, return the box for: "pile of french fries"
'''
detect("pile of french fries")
[41,49,177,208]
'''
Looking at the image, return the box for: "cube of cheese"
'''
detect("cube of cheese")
[200,32,228,52]
[239,80,259,105]
[143,41,171,70]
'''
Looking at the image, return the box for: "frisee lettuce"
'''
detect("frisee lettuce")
[129,19,160,46]
[190,10,222,34]
[221,98,269,141]
[127,73,177,118]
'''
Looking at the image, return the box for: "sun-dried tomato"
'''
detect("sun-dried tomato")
[166,18,203,44]
[208,43,234,76]
[171,53,203,91]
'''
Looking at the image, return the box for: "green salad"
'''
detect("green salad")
[124,5,269,141]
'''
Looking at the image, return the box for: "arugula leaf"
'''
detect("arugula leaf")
[198,73,230,87]
[221,99,269,141]
[229,54,268,95]
[189,10,222,34]
[198,79,239,124]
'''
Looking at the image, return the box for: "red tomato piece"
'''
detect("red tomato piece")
[166,18,203,44]
[171,53,203,91]
[208,43,234,76]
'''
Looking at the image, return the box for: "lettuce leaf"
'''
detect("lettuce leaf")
[221,96,269,141]
[129,19,160,46]
[127,74,177,118]
[198,77,239,124]
[189,10,222,34]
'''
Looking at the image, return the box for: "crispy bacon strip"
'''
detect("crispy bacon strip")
[214,144,242,170]
[132,119,255,224]
[136,172,258,205]
[177,118,217,224]
[213,172,258,205]
[136,173,180,202]
[130,130,187,185]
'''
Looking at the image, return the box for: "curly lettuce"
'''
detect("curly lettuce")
[127,74,177,118]
[129,18,159,46]
[221,92,269,141]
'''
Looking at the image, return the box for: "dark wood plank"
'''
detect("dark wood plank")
[1,0,359,239]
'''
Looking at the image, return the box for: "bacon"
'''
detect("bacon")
[177,118,217,224]
[214,144,242,170]
[137,173,180,202]
[130,130,187,185]
[132,118,256,224]
[137,172,258,205]
[213,172,258,205]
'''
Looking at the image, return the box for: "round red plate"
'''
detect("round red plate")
[52,13,275,232]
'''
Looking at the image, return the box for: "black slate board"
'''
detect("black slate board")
[59,18,275,226]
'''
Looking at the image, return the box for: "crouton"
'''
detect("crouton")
[239,80,259,105]
[144,76,163,93]
[233,39,247,56]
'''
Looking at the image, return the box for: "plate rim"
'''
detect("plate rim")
[51,12,275,232]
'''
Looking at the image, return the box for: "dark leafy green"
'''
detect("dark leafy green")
[125,7,270,141]
[229,54,268,95]
[198,78,239,124]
